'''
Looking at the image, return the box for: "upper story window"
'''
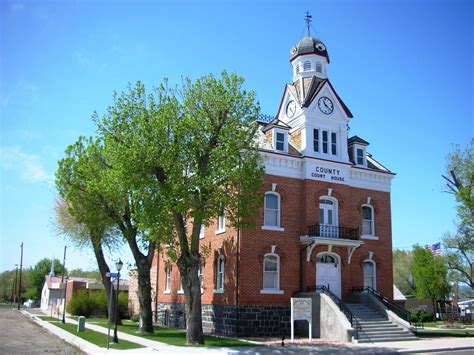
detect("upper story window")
[216,207,225,234]
[295,64,301,74]
[164,266,171,292]
[264,192,280,227]
[357,148,364,165]
[331,132,337,155]
[215,255,224,292]
[322,131,328,154]
[362,205,374,236]
[313,129,319,152]
[316,62,322,73]
[276,132,285,151]
[198,265,203,289]
[262,254,280,291]
[303,61,311,71]
[199,224,205,239]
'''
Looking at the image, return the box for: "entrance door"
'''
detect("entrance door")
[320,199,337,237]
[363,261,376,290]
[316,254,341,298]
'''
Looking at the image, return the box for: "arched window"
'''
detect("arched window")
[319,197,338,237]
[263,254,280,290]
[164,266,171,292]
[362,205,374,236]
[216,255,224,292]
[363,260,376,289]
[264,192,281,227]
[316,62,322,73]
[303,61,311,71]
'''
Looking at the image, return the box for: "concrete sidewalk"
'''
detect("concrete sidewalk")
[23,308,474,354]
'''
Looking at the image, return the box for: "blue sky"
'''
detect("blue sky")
[0,0,472,274]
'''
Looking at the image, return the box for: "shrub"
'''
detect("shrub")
[67,289,129,319]
[130,314,140,323]
[410,309,433,323]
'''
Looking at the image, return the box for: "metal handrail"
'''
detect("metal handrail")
[310,285,361,339]
[307,223,360,240]
[352,286,411,323]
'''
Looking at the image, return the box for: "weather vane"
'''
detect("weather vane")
[305,11,312,36]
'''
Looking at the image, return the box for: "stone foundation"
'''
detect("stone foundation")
[156,302,290,337]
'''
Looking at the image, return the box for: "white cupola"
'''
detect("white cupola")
[289,36,330,82]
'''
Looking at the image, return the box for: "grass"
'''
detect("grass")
[37,316,60,322]
[45,320,144,350]
[415,328,474,338]
[90,320,257,347]
[415,321,474,328]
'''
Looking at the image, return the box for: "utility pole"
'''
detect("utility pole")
[60,246,67,323]
[17,243,23,310]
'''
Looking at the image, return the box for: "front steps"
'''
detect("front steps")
[346,303,417,343]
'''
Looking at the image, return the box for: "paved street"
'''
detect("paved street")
[0,307,83,354]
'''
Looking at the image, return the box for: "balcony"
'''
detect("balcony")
[307,223,360,240]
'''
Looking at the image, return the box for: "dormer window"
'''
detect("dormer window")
[276,132,285,151]
[356,148,364,165]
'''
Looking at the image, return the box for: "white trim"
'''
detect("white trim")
[363,259,377,290]
[216,213,226,234]
[361,204,375,236]
[361,235,379,240]
[215,255,224,292]
[263,191,282,228]
[163,290,171,295]
[213,289,224,294]
[260,289,284,294]
[177,290,184,294]
[261,225,285,232]
[262,253,280,291]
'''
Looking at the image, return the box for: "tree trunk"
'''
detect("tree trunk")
[178,252,204,345]
[92,239,120,325]
[136,259,154,333]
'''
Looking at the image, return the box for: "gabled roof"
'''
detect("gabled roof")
[289,77,353,118]
[261,118,291,133]
[348,135,370,146]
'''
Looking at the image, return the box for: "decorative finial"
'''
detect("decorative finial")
[305,11,312,36]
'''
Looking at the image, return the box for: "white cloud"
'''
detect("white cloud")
[0,145,53,184]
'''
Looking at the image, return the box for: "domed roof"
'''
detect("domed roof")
[289,36,330,63]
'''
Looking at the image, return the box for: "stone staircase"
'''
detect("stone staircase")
[346,303,417,343]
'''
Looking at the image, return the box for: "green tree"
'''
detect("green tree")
[442,140,473,289]
[411,245,450,313]
[55,138,131,326]
[393,249,415,296]
[26,258,64,301]
[97,72,264,344]
[67,268,101,279]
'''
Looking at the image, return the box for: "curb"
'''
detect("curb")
[399,346,474,354]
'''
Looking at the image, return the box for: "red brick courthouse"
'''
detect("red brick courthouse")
[129,30,407,341]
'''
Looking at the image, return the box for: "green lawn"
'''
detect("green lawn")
[415,329,474,338]
[90,320,256,347]
[37,316,60,322]
[45,320,144,350]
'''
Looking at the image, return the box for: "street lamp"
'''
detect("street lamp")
[113,258,124,344]
[12,264,18,305]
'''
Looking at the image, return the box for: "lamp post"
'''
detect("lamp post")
[113,259,123,344]
[17,243,23,310]
[62,276,68,324]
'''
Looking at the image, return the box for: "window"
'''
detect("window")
[357,148,364,165]
[322,130,328,154]
[264,192,280,227]
[331,132,337,155]
[263,254,279,290]
[363,261,376,289]
[178,276,184,294]
[316,62,322,73]
[216,256,224,292]
[198,265,203,289]
[362,205,374,235]
[319,197,338,237]
[199,224,205,239]
[276,132,285,151]
[164,267,171,292]
[313,129,319,152]
[216,207,225,234]
[303,61,311,71]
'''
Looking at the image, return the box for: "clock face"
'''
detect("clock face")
[318,96,334,115]
[286,100,297,118]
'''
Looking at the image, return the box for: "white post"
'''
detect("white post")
[291,306,294,341]
[308,320,312,340]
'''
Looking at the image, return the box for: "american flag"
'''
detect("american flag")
[428,242,442,256]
